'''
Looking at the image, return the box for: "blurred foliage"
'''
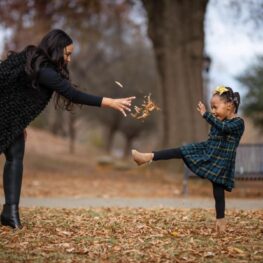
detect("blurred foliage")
[211,0,263,38]
[237,57,263,131]
[0,0,159,155]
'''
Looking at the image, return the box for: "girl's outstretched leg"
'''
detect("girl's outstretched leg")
[131,148,183,166]
[152,148,183,160]
[212,182,226,233]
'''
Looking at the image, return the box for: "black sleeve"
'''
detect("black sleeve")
[203,111,245,134]
[38,67,103,107]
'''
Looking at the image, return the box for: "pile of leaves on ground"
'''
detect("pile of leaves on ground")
[0,208,262,262]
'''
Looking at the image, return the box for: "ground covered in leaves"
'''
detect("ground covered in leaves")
[0,208,262,262]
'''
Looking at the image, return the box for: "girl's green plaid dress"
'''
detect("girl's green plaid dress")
[180,112,245,191]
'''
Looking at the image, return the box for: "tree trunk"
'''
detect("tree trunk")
[51,110,67,136]
[142,0,209,147]
[123,136,134,158]
[105,126,117,154]
[68,113,76,154]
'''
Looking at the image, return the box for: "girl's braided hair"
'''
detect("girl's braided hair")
[214,86,240,113]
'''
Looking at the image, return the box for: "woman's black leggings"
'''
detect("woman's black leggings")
[153,148,225,219]
[3,133,25,205]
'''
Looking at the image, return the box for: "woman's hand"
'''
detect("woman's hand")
[197,101,206,116]
[102,96,136,117]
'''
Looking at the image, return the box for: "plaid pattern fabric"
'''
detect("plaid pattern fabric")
[181,112,245,191]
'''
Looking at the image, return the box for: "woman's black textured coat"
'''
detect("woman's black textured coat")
[0,51,52,153]
[0,50,102,154]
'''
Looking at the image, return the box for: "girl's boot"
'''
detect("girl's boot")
[131,149,153,166]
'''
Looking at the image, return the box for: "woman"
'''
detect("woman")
[0,29,135,229]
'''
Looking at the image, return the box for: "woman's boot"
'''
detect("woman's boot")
[1,204,22,229]
[1,133,25,229]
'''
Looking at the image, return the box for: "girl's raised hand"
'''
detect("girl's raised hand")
[197,101,206,116]
[102,96,136,117]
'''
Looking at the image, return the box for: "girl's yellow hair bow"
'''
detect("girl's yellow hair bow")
[214,85,229,95]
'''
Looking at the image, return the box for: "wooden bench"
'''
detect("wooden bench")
[182,144,263,195]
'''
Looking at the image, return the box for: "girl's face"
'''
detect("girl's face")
[210,95,234,120]
[64,44,74,64]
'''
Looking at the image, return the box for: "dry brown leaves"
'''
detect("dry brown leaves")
[131,94,160,120]
[0,208,262,262]
[114,81,123,88]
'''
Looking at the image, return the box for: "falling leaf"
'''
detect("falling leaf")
[114,81,123,88]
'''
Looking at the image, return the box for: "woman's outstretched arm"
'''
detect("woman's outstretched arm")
[38,67,135,116]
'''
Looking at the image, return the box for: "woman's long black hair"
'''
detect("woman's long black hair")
[25,29,74,110]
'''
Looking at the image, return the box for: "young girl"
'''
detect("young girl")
[132,86,245,232]
[0,29,135,229]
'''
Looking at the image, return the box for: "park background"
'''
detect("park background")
[0,0,262,262]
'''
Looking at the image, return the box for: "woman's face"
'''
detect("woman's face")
[210,95,233,120]
[64,44,74,64]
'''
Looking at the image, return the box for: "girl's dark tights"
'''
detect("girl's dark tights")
[212,182,225,219]
[153,148,183,160]
[3,133,25,205]
[152,148,225,219]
